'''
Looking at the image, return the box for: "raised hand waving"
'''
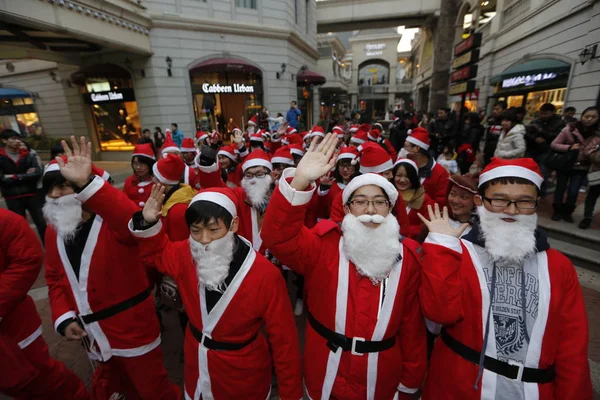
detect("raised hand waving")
[291,132,337,191]
[56,136,93,188]
[142,184,166,224]
[418,203,468,238]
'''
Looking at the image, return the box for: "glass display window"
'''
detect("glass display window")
[525,88,565,123]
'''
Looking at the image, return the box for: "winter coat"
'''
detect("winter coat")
[580,131,600,173]
[483,116,503,158]
[0,148,42,200]
[459,123,485,151]
[553,126,599,171]
[494,124,526,159]
[526,115,566,157]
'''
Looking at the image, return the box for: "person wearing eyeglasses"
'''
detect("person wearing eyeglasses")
[123,143,156,209]
[262,133,427,400]
[418,157,592,400]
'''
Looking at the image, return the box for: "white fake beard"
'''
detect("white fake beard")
[341,213,402,284]
[477,205,537,263]
[42,194,83,243]
[397,148,409,159]
[189,232,235,293]
[241,175,272,211]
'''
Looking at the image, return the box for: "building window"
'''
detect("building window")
[295,0,299,24]
[236,0,256,9]
[305,0,310,33]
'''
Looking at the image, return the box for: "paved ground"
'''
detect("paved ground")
[2,164,600,399]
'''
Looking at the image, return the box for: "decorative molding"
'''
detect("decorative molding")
[151,14,320,60]
[44,0,150,35]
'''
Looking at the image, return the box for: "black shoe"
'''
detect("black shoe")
[579,218,592,229]
[551,213,562,221]
[563,214,575,223]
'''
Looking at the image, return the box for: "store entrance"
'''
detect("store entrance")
[220,94,246,134]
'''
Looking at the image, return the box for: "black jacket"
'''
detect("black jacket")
[0,148,42,199]
[526,115,566,157]
[460,123,485,151]
[429,119,457,151]
[389,119,414,151]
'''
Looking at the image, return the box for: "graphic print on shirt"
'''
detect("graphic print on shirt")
[483,263,539,363]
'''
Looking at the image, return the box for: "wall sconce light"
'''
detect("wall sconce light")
[165,56,173,77]
[49,70,59,82]
[141,69,146,78]
[5,62,14,73]
[276,63,287,79]
[579,44,598,65]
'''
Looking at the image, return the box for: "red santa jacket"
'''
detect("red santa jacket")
[420,159,449,206]
[420,232,593,400]
[381,138,398,160]
[317,181,345,219]
[129,222,302,400]
[262,170,427,400]
[404,191,434,240]
[45,177,161,362]
[182,164,201,190]
[122,174,154,208]
[0,209,44,350]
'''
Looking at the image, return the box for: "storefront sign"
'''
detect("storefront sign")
[201,83,255,94]
[501,72,558,88]
[452,50,479,70]
[450,65,478,83]
[83,89,135,104]
[454,33,482,57]
[449,80,476,96]
[365,43,386,57]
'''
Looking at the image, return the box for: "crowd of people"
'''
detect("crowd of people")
[0,100,597,400]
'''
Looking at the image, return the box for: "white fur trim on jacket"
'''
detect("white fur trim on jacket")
[278,168,316,206]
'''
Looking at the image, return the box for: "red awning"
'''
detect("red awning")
[190,57,262,75]
[297,69,326,86]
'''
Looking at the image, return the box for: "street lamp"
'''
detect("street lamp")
[578,44,598,65]
[165,56,173,77]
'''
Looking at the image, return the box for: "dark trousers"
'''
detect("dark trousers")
[554,169,587,208]
[5,195,46,243]
[584,184,600,219]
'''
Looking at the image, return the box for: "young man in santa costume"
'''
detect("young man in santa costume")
[262,133,427,400]
[401,127,449,205]
[418,157,592,400]
[43,137,180,400]
[180,138,201,190]
[0,208,89,399]
[129,185,303,400]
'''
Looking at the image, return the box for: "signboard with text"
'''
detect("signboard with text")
[452,50,480,70]
[454,33,482,57]
[83,89,135,104]
[449,80,476,96]
[450,65,478,83]
[200,83,255,94]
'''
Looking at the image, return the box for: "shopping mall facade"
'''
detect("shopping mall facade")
[0,0,322,160]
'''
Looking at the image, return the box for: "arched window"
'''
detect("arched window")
[358,60,390,87]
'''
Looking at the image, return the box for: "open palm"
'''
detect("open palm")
[292,132,337,190]
[143,184,166,224]
[57,136,93,188]
[418,203,468,238]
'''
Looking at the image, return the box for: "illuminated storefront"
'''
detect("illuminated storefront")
[489,58,571,123]
[0,88,43,137]
[189,58,263,134]
[72,64,141,152]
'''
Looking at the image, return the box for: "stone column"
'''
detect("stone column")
[429,0,460,112]
[312,86,320,126]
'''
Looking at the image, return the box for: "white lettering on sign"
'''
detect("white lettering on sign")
[201,83,255,94]
[501,72,558,88]
[90,91,124,102]
[365,43,386,57]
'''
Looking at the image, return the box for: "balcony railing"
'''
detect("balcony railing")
[359,84,389,95]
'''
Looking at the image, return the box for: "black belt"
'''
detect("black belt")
[308,311,395,355]
[189,323,257,351]
[441,330,555,383]
[79,288,151,324]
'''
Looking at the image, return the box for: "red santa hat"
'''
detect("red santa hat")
[180,138,197,153]
[248,115,258,126]
[332,125,344,138]
[152,154,185,185]
[195,131,209,144]
[479,157,544,189]
[289,143,305,157]
[271,146,294,166]
[250,132,264,143]
[342,173,398,206]
[132,143,156,160]
[217,145,238,162]
[350,130,368,145]
[309,125,325,139]
[286,126,298,135]
[367,126,383,141]
[282,134,302,146]
[242,149,272,172]
[337,145,359,162]
[405,127,430,150]
[393,158,418,175]
[190,187,238,218]
[353,142,393,174]
[44,156,111,181]
[161,133,180,156]
[210,130,223,143]
[349,124,359,133]
[300,131,311,142]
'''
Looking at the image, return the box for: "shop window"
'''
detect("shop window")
[358,61,390,87]
[0,96,42,137]
[525,88,565,123]
[236,0,256,9]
